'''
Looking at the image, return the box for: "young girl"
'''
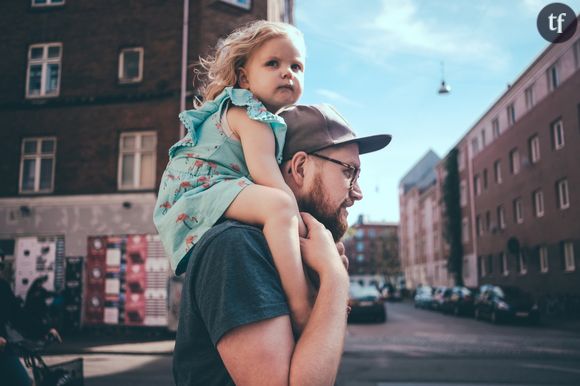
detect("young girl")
[153,21,312,334]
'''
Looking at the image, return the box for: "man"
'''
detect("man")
[173,104,391,385]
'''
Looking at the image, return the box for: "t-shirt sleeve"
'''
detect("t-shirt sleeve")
[193,226,290,346]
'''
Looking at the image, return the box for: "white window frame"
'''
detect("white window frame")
[547,63,559,91]
[552,119,565,150]
[118,47,144,84]
[533,190,544,218]
[564,242,575,272]
[499,252,509,276]
[26,43,62,98]
[507,103,516,126]
[510,149,520,175]
[117,131,157,190]
[19,136,57,194]
[557,179,570,210]
[492,118,500,139]
[539,247,549,273]
[529,135,540,164]
[518,251,527,275]
[494,160,502,184]
[525,85,535,110]
[474,175,481,196]
[31,0,65,7]
[497,205,505,230]
[514,198,523,224]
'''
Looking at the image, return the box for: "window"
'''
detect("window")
[471,137,479,155]
[480,129,486,147]
[529,135,540,164]
[31,0,65,7]
[355,229,364,239]
[474,175,481,196]
[539,247,549,273]
[556,179,570,209]
[509,149,520,175]
[533,190,544,217]
[476,215,483,236]
[479,256,486,277]
[356,241,364,252]
[458,149,465,171]
[118,47,144,83]
[547,63,559,91]
[462,218,469,243]
[525,85,535,110]
[487,255,493,275]
[19,137,56,193]
[368,229,376,238]
[497,205,505,230]
[499,252,508,276]
[460,181,467,207]
[551,119,565,150]
[507,103,516,126]
[513,198,523,224]
[26,43,62,98]
[356,254,364,263]
[492,118,500,139]
[563,242,575,271]
[494,160,502,183]
[483,169,488,190]
[118,131,156,190]
[485,211,491,232]
[517,251,527,274]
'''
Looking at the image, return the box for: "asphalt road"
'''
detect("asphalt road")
[39,301,580,385]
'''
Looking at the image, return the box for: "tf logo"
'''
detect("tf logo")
[537,3,578,43]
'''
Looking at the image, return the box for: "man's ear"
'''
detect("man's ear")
[288,152,308,187]
[238,67,249,89]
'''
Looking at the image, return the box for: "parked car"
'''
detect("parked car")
[431,286,451,311]
[414,285,435,309]
[441,286,478,316]
[382,283,403,302]
[474,285,540,324]
[348,284,387,323]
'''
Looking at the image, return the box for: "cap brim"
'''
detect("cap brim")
[339,134,392,155]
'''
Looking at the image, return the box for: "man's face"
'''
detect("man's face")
[297,143,363,241]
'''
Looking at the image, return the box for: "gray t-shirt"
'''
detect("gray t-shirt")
[173,220,290,386]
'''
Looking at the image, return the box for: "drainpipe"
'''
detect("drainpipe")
[180,0,190,139]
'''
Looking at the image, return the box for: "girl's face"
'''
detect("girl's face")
[238,35,305,113]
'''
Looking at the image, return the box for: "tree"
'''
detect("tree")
[442,147,464,286]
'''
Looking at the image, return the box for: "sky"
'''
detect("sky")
[293,0,580,225]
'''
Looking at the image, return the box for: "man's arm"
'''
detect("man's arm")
[216,213,349,386]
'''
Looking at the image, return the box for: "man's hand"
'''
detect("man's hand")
[299,213,347,279]
[0,336,6,352]
[335,241,349,271]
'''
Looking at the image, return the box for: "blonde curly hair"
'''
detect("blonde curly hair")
[195,20,305,107]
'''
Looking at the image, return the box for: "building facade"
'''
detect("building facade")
[0,0,292,328]
[343,215,399,287]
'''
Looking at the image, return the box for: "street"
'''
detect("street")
[41,301,580,385]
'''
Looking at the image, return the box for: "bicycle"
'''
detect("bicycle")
[9,336,84,386]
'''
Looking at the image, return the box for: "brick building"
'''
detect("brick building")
[0,0,292,326]
[343,215,399,285]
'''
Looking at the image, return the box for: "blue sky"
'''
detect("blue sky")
[294,0,580,224]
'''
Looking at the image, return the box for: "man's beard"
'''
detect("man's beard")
[297,173,348,241]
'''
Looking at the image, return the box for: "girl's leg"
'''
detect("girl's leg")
[225,184,312,334]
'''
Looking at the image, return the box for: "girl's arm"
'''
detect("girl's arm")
[228,107,306,235]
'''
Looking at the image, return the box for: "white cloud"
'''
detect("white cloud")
[315,89,363,107]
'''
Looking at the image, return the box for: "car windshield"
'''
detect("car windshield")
[495,287,530,300]
[350,285,380,300]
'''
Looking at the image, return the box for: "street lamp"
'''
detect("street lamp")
[438,61,451,95]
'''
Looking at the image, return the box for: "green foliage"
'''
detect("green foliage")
[442,147,464,286]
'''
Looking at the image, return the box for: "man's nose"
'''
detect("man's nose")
[350,181,363,201]
[281,66,294,79]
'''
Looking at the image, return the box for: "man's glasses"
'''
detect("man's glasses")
[310,153,360,191]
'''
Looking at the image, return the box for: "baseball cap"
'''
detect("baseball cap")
[279,104,391,161]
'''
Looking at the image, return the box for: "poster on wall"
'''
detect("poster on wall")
[14,236,63,299]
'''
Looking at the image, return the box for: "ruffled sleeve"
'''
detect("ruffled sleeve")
[225,87,288,164]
